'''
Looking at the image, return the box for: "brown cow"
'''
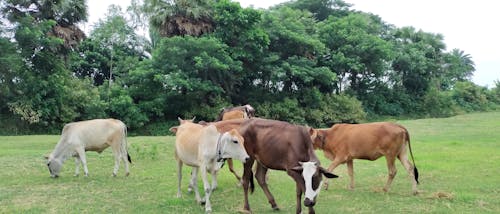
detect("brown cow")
[238,118,337,214]
[216,104,255,121]
[310,122,419,194]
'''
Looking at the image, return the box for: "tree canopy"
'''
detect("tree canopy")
[0,0,497,135]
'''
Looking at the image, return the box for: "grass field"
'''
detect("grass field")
[1,112,499,213]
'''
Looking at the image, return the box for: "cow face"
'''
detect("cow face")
[221,129,249,163]
[293,161,338,207]
[46,157,63,178]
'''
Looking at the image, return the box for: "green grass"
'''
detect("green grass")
[1,112,499,213]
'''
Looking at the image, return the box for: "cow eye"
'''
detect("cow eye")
[232,140,238,144]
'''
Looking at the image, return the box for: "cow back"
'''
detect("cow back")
[239,118,318,170]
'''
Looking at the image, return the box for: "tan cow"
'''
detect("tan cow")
[216,104,255,121]
[46,119,131,178]
[171,118,249,213]
[310,122,419,194]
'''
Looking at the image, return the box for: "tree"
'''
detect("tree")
[138,0,215,38]
[283,0,352,21]
[70,5,150,86]
[391,27,446,98]
[128,36,242,121]
[441,49,475,89]
[317,13,393,96]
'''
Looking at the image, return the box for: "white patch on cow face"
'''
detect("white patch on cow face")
[301,161,323,201]
[221,130,249,163]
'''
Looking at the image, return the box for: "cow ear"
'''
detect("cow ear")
[169,126,178,134]
[319,167,338,178]
[309,128,317,141]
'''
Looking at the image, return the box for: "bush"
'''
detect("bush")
[305,93,366,127]
[452,81,490,112]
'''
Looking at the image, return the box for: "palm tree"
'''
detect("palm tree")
[141,0,215,37]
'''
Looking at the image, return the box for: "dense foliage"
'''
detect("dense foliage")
[1,0,498,135]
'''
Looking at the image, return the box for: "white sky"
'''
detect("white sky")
[85,0,499,87]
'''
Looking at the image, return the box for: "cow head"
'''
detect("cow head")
[46,155,62,178]
[292,161,338,207]
[244,104,255,118]
[220,129,249,163]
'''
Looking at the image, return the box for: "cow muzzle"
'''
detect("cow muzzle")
[304,198,315,207]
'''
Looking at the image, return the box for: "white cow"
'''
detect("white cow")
[170,118,249,213]
[46,119,131,178]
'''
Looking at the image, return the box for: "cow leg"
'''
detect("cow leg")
[120,141,130,176]
[200,163,212,213]
[255,163,279,211]
[242,158,255,213]
[398,152,418,194]
[191,167,203,204]
[111,144,122,177]
[294,181,303,214]
[324,159,342,190]
[188,169,196,193]
[176,160,183,198]
[211,168,218,191]
[227,159,242,184]
[383,156,397,192]
[76,147,88,177]
[347,160,355,190]
[74,155,81,176]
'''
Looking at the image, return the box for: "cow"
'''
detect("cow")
[216,104,255,121]
[171,118,249,213]
[310,122,419,194]
[238,118,338,214]
[46,119,131,178]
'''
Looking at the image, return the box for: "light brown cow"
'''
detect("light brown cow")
[46,119,131,178]
[310,122,419,194]
[216,104,255,121]
[170,118,249,213]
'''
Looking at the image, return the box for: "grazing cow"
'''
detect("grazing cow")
[46,119,131,178]
[216,104,255,121]
[310,122,419,194]
[171,118,249,213]
[238,118,338,214]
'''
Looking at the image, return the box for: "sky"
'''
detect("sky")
[86,0,499,87]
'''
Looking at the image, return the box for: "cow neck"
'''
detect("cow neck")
[52,139,73,162]
[215,133,227,162]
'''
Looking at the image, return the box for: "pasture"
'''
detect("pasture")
[0,112,499,213]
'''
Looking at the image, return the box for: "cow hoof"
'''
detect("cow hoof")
[125,172,130,177]
[112,173,117,177]
[74,174,79,177]
[272,205,280,211]
[176,193,182,198]
[412,190,419,195]
[205,207,212,213]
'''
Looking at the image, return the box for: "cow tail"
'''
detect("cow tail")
[123,124,132,164]
[406,129,419,184]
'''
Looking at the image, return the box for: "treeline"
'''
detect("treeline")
[1,0,499,135]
